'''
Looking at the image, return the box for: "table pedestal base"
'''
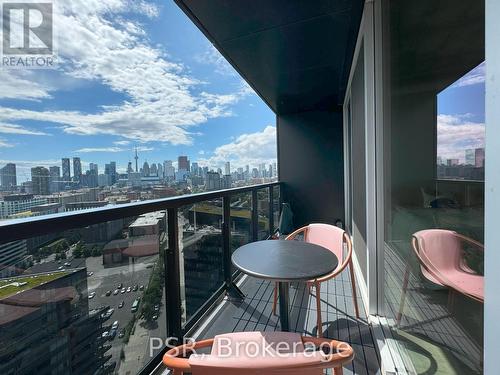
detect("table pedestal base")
[278,282,290,331]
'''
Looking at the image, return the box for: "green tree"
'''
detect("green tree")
[73,245,83,258]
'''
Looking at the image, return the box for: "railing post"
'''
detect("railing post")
[166,207,182,341]
[268,186,274,237]
[222,196,231,286]
[251,189,259,241]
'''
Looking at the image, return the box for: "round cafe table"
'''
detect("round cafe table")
[232,240,338,331]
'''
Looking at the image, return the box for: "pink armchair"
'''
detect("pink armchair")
[272,223,360,337]
[163,331,354,375]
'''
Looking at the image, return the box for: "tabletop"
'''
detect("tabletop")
[232,240,338,282]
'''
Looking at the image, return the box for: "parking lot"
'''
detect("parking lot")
[86,255,164,372]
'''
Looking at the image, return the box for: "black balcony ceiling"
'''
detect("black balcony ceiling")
[175,0,364,114]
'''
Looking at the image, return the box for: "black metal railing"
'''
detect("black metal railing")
[0,181,281,375]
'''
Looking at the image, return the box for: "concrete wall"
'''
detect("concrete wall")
[277,110,345,229]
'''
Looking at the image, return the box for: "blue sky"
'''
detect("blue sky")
[0,0,276,181]
[437,61,485,162]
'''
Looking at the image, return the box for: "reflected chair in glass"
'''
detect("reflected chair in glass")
[272,223,360,337]
[163,331,354,375]
[397,229,484,325]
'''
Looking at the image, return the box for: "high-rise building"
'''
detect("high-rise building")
[72,157,82,183]
[475,147,485,168]
[164,160,175,180]
[191,162,199,177]
[447,159,459,166]
[224,162,231,176]
[178,156,190,172]
[89,163,98,174]
[206,171,221,191]
[142,161,150,177]
[31,167,50,195]
[49,166,60,193]
[0,163,16,190]
[0,240,27,276]
[150,163,158,176]
[465,149,475,165]
[127,161,133,174]
[61,158,71,181]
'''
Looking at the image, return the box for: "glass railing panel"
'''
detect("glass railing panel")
[229,192,253,273]
[178,199,224,325]
[257,188,270,240]
[0,212,167,375]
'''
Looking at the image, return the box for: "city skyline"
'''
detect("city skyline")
[0,1,277,183]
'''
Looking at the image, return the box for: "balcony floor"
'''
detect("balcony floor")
[160,271,381,374]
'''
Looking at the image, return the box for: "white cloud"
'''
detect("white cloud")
[198,126,277,168]
[75,147,124,153]
[113,140,131,145]
[437,114,485,161]
[0,0,252,145]
[0,71,53,101]
[196,44,237,77]
[0,139,14,148]
[451,61,485,88]
[0,122,48,136]
[75,145,153,153]
[198,150,205,155]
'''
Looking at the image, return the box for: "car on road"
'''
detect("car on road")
[64,262,71,267]
[133,284,138,292]
[117,283,123,289]
[101,331,109,339]
[126,286,131,293]
[108,328,117,340]
[118,329,125,338]
[58,266,64,270]
[87,271,93,277]
[88,292,96,299]
[105,290,112,296]
[120,288,126,294]
[154,304,159,312]
[139,285,144,291]
[112,320,119,330]
[102,308,114,319]
[152,314,158,320]
[113,289,119,295]
[118,301,124,308]
[131,299,140,313]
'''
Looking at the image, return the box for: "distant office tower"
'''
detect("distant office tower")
[272,162,277,177]
[142,161,150,177]
[98,174,110,187]
[89,163,99,175]
[104,162,117,184]
[178,156,190,172]
[72,157,82,183]
[245,165,250,179]
[150,163,158,176]
[225,162,231,176]
[109,162,116,184]
[436,156,443,166]
[475,147,485,167]
[465,149,475,165]
[31,166,50,195]
[0,163,17,190]
[127,161,133,174]
[191,162,199,176]
[447,159,459,166]
[62,158,71,181]
[164,160,175,180]
[206,171,221,191]
[157,163,163,178]
[221,174,231,189]
[49,166,61,193]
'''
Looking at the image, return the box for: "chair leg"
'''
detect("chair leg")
[334,366,344,375]
[315,281,322,338]
[272,282,278,315]
[348,258,360,319]
[396,263,411,325]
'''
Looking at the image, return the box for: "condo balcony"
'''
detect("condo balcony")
[0,0,492,374]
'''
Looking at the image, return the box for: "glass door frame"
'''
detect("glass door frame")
[342,0,379,316]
